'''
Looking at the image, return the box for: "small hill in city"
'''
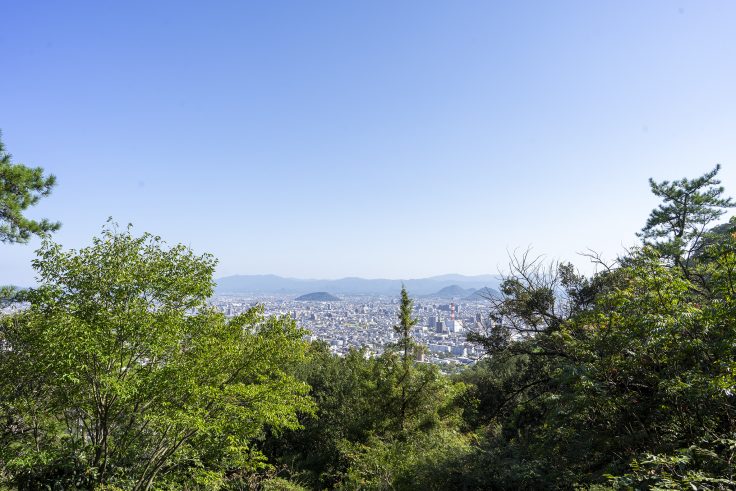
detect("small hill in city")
[464,287,501,301]
[429,284,474,298]
[295,292,341,302]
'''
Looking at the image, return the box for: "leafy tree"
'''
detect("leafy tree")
[0,132,60,244]
[337,425,473,491]
[260,343,381,489]
[458,168,736,489]
[0,225,314,490]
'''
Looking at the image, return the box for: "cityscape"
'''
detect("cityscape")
[210,291,494,368]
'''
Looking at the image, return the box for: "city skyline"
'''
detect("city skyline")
[3,1,736,285]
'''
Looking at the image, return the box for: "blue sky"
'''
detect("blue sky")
[2,1,736,285]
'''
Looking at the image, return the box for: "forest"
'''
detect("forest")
[1,134,735,489]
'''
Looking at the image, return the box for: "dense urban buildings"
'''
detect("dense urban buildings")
[210,294,492,368]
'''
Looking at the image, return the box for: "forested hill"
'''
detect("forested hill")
[294,291,341,301]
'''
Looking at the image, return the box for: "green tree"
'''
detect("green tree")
[0,132,60,244]
[262,290,470,490]
[371,286,451,437]
[261,343,381,489]
[0,225,314,490]
[392,286,420,432]
[638,164,734,272]
[335,289,468,488]
[458,167,736,489]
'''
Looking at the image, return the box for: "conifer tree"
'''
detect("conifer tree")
[0,132,60,244]
[639,164,734,270]
[393,285,419,431]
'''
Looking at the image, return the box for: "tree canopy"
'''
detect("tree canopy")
[0,225,313,489]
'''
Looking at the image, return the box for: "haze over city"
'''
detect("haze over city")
[3,1,736,286]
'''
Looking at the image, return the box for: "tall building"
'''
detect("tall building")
[446,319,464,333]
[435,320,446,334]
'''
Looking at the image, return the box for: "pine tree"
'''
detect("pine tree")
[638,164,734,270]
[0,132,60,244]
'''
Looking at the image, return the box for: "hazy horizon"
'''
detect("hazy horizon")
[7,271,501,289]
[3,1,736,285]
[216,272,498,280]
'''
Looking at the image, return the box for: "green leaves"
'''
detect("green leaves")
[4,164,736,489]
[0,225,314,489]
[453,167,736,488]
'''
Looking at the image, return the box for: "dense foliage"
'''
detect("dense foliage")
[457,167,736,489]
[1,166,735,489]
[0,226,313,489]
[260,288,470,490]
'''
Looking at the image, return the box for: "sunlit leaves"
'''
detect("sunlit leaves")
[0,225,314,489]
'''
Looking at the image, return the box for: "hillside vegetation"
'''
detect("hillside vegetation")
[1,166,735,489]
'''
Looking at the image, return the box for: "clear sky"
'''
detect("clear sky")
[2,1,736,285]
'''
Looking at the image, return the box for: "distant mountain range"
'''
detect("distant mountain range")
[215,274,500,296]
